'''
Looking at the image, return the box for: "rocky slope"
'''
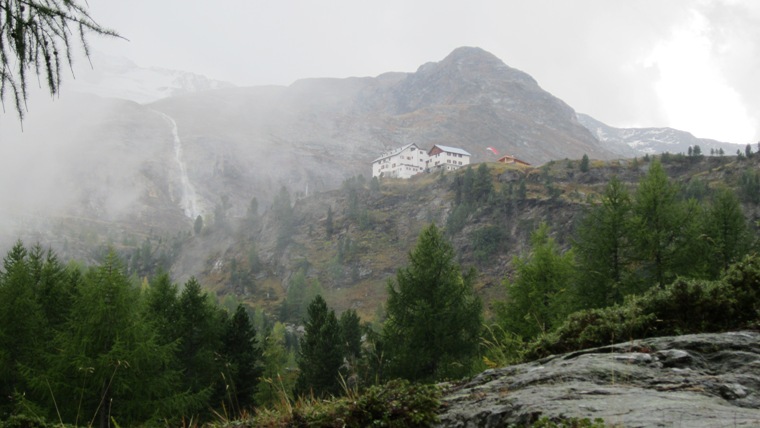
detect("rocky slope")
[439,331,760,427]
[0,46,620,261]
[146,46,615,218]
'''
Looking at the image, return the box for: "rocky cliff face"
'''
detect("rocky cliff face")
[438,331,760,427]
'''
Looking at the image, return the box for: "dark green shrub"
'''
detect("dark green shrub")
[526,254,760,359]
[346,380,440,427]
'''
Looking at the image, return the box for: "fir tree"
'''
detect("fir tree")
[382,223,482,382]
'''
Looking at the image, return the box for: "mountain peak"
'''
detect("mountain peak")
[441,46,503,65]
[408,47,537,95]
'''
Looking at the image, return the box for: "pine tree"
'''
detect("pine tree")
[497,223,575,339]
[295,295,343,397]
[382,223,482,382]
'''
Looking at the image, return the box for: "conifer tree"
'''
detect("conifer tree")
[220,305,263,412]
[473,163,494,203]
[580,154,590,172]
[0,242,45,416]
[498,223,575,339]
[630,159,690,289]
[142,271,180,345]
[176,277,225,410]
[256,322,297,406]
[295,295,343,397]
[382,223,482,382]
[0,0,119,120]
[339,309,362,363]
[703,187,750,276]
[573,177,631,308]
[34,252,191,427]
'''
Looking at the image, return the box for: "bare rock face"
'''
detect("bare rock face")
[438,331,760,427]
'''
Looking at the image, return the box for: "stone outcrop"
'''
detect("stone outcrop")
[438,331,760,427]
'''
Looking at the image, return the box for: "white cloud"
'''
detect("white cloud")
[643,7,756,143]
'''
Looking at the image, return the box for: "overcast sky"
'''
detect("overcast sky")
[80,1,759,144]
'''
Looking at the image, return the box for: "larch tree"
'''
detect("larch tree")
[0,0,120,121]
[34,252,191,427]
[382,223,482,382]
[630,159,689,289]
[573,176,632,309]
[0,242,45,416]
[255,322,297,406]
[703,187,750,276]
[498,223,575,339]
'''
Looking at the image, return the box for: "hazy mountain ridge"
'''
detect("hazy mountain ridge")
[2,46,751,284]
[577,112,744,156]
[144,47,617,220]
[67,52,236,103]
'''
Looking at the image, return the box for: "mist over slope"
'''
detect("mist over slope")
[0,46,742,279]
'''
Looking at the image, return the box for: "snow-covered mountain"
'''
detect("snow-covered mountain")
[577,113,743,157]
[66,52,235,103]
